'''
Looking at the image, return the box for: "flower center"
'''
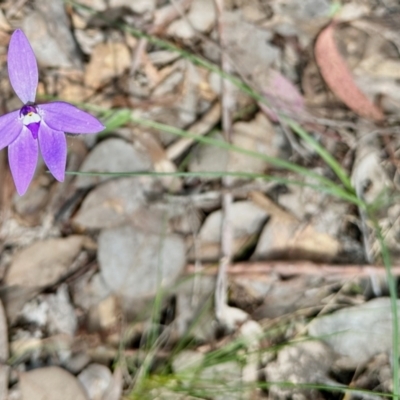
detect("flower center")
[20,104,41,139]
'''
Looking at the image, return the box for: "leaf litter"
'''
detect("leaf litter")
[0,0,400,399]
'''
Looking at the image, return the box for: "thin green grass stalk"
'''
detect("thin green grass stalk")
[127,114,329,186]
[87,103,358,203]
[287,119,353,192]
[128,115,360,202]
[98,108,132,137]
[66,170,363,206]
[87,102,352,193]
[72,102,326,187]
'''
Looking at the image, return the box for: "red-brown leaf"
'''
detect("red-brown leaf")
[315,23,384,122]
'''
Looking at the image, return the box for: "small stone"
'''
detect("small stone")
[188,0,216,32]
[98,225,186,298]
[193,200,268,260]
[188,132,229,174]
[23,1,82,68]
[266,341,334,400]
[75,139,152,188]
[78,364,112,400]
[73,178,149,229]
[308,298,400,367]
[167,0,216,39]
[20,366,88,400]
[5,236,84,288]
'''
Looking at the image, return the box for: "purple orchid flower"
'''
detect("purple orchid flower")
[0,29,104,196]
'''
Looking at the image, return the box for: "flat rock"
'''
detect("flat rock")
[23,0,82,68]
[5,236,85,288]
[188,132,230,174]
[308,298,400,367]
[253,219,340,262]
[78,364,113,400]
[167,0,216,39]
[73,178,149,229]
[189,0,216,32]
[192,200,268,260]
[188,113,283,181]
[199,201,268,242]
[252,193,340,262]
[98,225,186,298]
[20,366,88,400]
[265,341,334,400]
[252,276,332,320]
[75,139,152,188]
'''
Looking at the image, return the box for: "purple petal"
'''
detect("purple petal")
[39,102,105,134]
[38,122,66,182]
[0,110,23,150]
[8,126,38,196]
[8,29,38,104]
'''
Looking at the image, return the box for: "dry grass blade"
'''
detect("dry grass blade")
[315,23,384,122]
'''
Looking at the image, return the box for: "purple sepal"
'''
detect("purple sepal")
[8,29,38,104]
[38,122,66,182]
[0,110,23,150]
[8,126,38,196]
[39,102,105,134]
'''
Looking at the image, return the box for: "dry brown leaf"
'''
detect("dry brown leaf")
[315,23,384,122]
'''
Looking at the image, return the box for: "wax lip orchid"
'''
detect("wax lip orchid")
[0,29,104,196]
